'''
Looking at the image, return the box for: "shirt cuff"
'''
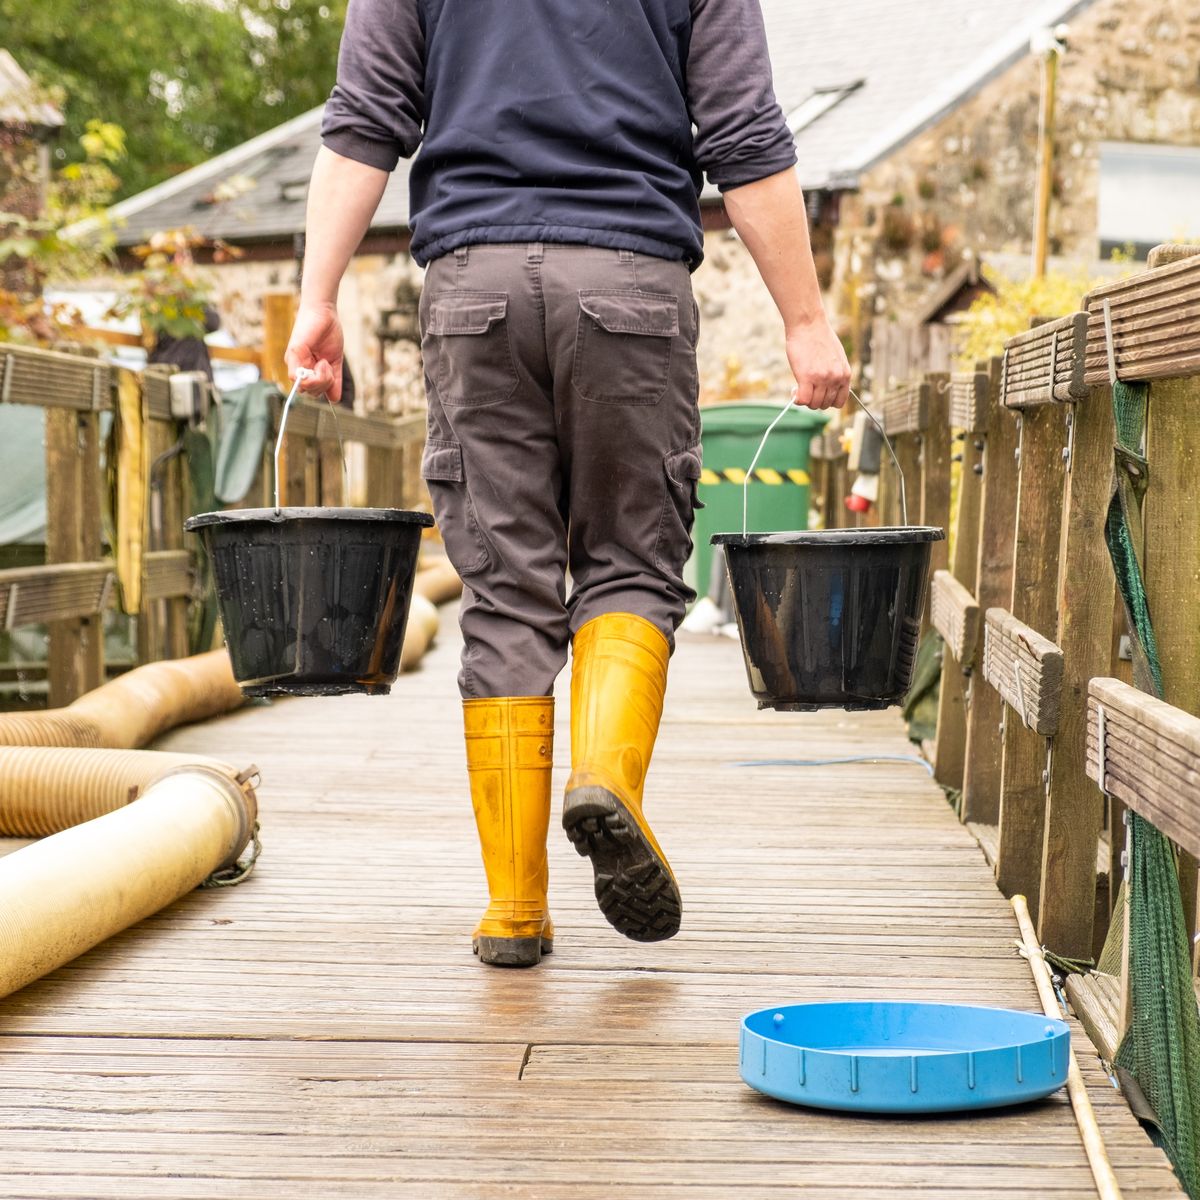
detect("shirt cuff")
[322,129,402,173]
[710,147,799,193]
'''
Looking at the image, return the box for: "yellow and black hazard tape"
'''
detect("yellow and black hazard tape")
[699,467,811,486]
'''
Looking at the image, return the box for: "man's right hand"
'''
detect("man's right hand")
[285,300,344,402]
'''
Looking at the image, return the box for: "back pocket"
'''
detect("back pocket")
[572,290,678,405]
[423,292,517,407]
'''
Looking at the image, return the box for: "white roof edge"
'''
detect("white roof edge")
[831,0,1095,183]
[105,103,327,224]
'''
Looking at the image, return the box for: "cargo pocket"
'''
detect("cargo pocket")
[421,439,490,576]
[655,444,704,574]
[572,290,679,405]
[423,292,517,407]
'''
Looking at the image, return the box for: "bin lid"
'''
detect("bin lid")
[701,401,831,436]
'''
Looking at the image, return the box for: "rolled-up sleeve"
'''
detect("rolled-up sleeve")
[687,0,797,191]
[321,0,424,171]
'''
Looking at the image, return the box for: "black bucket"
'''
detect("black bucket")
[186,507,434,697]
[711,527,944,711]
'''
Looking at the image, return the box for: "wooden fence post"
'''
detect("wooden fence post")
[961,358,1018,824]
[1037,388,1116,958]
[45,408,104,704]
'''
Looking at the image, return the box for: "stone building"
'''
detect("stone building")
[100,0,1200,409]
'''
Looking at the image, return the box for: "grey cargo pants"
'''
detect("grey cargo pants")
[419,243,703,699]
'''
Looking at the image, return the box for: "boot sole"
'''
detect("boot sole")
[562,786,682,942]
[473,935,553,968]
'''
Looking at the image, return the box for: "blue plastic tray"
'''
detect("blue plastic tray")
[741,1002,1070,1114]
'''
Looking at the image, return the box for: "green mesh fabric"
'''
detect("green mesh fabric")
[1102,379,1200,1196]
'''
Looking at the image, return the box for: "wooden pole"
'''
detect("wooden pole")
[1032,44,1060,280]
[1012,895,1125,1200]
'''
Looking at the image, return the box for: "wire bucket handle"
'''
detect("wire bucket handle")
[741,387,908,536]
[273,368,349,512]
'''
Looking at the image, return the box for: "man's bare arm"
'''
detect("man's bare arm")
[723,169,850,410]
[285,146,389,400]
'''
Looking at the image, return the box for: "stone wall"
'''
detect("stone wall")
[834,0,1200,325]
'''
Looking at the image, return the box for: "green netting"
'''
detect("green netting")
[1101,379,1200,1196]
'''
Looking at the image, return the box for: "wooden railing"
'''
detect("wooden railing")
[882,244,1200,1059]
[0,292,427,707]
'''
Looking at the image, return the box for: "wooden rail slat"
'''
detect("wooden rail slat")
[999,313,1088,409]
[881,380,929,435]
[1088,678,1200,860]
[930,570,980,667]
[278,402,425,450]
[1084,254,1200,385]
[0,344,111,413]
[0,563,113,629]
[142,551,193,604]
[949,370,988,431]
[808,428,845,461]
[983,608,1064,737]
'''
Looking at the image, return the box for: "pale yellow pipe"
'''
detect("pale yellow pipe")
[415,559,463,606]
[0,747,239,836]
[400,593,440,672]
[0,650,242,749]
[0,762,257,999]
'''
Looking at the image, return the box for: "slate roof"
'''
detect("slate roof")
[0,50,63,129]
[108,0,1093,248]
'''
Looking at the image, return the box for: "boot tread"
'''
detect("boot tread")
[562,786,682,942]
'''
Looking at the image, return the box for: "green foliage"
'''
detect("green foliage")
[953,265,1107,365]
[0,0,347,199]
[0,117,122,340]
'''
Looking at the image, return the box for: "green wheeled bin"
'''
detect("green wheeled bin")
[689,401,829,602]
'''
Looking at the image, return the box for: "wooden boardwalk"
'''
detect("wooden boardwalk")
[0,619,1183,1198]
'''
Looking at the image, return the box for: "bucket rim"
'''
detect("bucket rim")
[711,526,945,547]
[186,507,435,531]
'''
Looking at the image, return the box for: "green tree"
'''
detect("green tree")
[1,0,347,200]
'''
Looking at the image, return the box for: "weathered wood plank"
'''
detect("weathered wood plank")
[1037,387,1117,959]
[994,403,1067,917]
[1087,678,1200,859]
[881,380,929,435]
[0,562,112,628]
[983,609,1064,737]
[962,358,1019,824]
[1000,313,1089,409]
[1084,253,1200,385]
[931,571,981,667]
[0,343,111,413]
[949,370,988,432]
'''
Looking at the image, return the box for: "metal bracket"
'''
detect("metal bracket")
[1102,299,1119,387]
[1062,407,1075,472]
[1097,704,1108,793]
[1048,328,1059,400]
[1043,738,1054,797]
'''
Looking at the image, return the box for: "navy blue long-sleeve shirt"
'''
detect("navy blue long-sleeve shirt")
[321,0,797,267]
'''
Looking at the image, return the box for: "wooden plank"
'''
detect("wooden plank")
[44,408,104,704]
[1084,254,1200,385]
[930,571,980,667]
[0,612,1177,1197]
[962,358,1019,824]
[79,326,262,367]
[0,343,111,412]
[982,608,1064,737]
[0,562,112,627]
[920,373,951,574]
[881,379,929,435]
[1065,971,1122,1062]
[1143,374,1200,957]
[1087,679,1200,859]
[949,370,988,432]
[141,551,193,604]
[1000,313,1089,408]
[1037,386,1117,959]
[994,402,1067,919]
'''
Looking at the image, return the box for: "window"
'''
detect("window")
[787,81,864,136]
[1099,142,1200,259]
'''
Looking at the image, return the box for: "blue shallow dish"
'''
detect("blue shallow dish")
[740,1002,1070,1114]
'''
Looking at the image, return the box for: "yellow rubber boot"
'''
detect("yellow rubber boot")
[464,697,555,967]
[563,613,682,942]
